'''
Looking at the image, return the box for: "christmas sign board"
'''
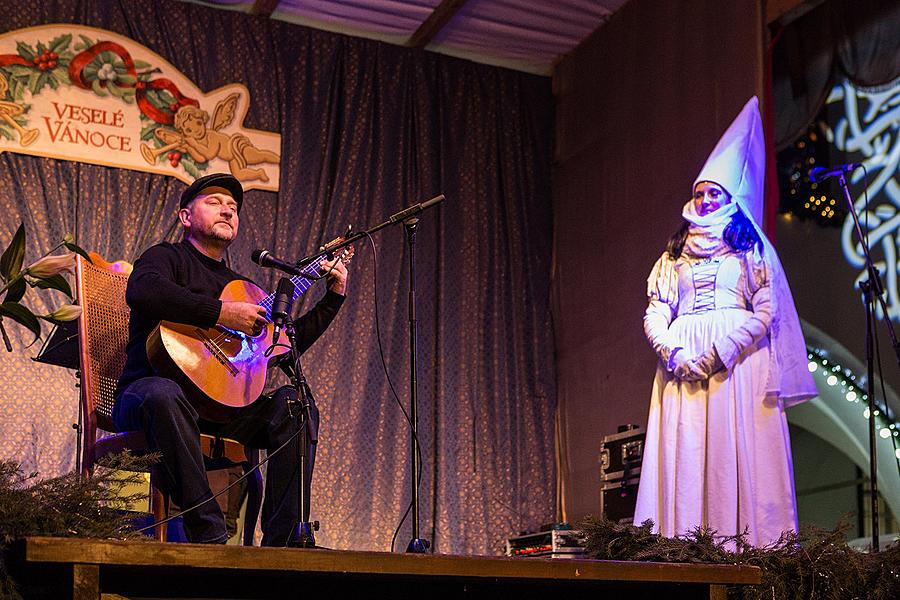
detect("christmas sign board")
[0,24,281,191]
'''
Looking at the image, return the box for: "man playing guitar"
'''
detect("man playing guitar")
[113,172,348,545]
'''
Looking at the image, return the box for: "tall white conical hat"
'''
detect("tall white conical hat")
[694,96,765,227]
[692,96,816,405]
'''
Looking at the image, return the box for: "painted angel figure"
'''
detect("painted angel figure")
[159,93,280,182]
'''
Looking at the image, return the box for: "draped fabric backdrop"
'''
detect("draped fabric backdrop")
[771,0,900,149]
[0,0,556,555]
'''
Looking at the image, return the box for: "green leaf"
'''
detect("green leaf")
[140,124,158,141]
[16,41,35,62]
[9,64,32,78]
[116,74,136,85]
[52,66,70,85]
[63,241,92,264]
[36,72,50,94]
[181,159,202,179]
[158,89,176,105]
[0,126,14,141]
[4,277,26,303]
[34,274,72,298]
[49,34,71,54]
[0,320,11,352]
[47,75,59,90]
[121,93,135,105]
[107,82,124,98]
[26,70,41,95]
[10,78,25,102]
[91,79,108,97]
[0,223,26,282]
[80,34,94,47]
[133,60,151,69]
[36,41,47,55]
[0,302,41,344]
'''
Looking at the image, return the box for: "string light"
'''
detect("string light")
[806,349,900,469]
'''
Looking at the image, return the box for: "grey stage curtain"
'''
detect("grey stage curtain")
[0,0,556,554]
[772,0,900,149]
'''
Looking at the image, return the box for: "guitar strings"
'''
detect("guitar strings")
[206,251,347,348]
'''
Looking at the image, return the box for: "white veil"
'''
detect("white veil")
[694,97,816,406]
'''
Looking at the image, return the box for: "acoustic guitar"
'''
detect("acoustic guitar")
[146,243,353,421]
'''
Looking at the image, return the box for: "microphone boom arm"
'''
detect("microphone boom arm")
[293,194,445,268]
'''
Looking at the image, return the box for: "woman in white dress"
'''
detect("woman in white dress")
[634,97,817,546]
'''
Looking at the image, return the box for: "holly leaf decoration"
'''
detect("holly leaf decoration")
[140,123,158,141]
[0,302,41,344]
[181,158,204,179]
[33,274,73,298]
[52,67,71,85]
[26,70,41,95]
[0,223,26,283]
[16,41,35,62]
[10,78,25,102]
[49,34,71,54]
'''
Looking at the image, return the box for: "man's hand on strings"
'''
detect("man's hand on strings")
[219,301,269,336]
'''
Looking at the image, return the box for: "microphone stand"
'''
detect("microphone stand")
[836,171,900,552]
[284,318,319,548]
[404,216,429,554]
[267,276,319,548]
[294,194,444,554]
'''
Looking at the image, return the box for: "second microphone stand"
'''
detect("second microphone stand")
[293,194,444,553]
[404,217,429,554]
[836,171,900,552]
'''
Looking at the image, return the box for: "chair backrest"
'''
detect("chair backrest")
[75,252,133,463]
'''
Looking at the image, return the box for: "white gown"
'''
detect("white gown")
[634,248,799,546]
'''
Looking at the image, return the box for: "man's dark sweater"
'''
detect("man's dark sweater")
[116,240,344,398]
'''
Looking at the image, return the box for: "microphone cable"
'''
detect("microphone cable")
[358,232,426,553]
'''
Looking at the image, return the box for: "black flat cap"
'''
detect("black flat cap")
[180,173,244,212]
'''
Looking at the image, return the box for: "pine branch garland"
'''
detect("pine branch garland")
[581,517,900,599]
[0,452,157,599]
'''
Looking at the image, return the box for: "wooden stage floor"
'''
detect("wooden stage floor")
[11,536,761,599]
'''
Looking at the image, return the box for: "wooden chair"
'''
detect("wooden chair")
[75,252,262,544]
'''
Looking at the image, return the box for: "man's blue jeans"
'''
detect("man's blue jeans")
[113,376,318,545]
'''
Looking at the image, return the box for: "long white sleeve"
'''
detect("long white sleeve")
[643,253,679,363]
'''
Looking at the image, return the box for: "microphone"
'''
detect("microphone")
[252,249,303,276]
[271,277,295,344]
[809,163,862,183]
[388,194,446,223]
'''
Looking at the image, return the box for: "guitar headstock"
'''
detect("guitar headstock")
[320,231,355,267]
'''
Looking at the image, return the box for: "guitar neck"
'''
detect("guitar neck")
[258,255,323,318]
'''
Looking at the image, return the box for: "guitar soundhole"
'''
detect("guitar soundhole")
[194,328,240,376]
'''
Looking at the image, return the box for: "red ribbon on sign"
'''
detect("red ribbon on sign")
[0,55,31,67]
[68,41,198,125]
